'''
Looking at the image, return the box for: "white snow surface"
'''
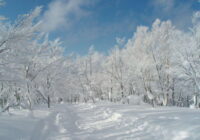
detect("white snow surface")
[0,103,200,140]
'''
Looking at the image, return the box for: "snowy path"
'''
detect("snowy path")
[1,103,200,140]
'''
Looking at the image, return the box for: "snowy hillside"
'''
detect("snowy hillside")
[0,103,200,140]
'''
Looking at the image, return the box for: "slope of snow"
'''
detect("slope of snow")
[0,103,200,140]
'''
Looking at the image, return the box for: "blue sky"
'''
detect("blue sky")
[1,0,200,54]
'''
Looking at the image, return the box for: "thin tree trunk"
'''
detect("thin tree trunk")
[48,96,50,108]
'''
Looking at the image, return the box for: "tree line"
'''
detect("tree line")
[1,7,200,110]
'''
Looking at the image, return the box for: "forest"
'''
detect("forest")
[0,6,200,111]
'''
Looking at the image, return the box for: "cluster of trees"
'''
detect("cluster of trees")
[72,12,200,108]
[0,7,72,110]
[1,7,200,110]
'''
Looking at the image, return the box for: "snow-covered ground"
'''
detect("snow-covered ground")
[0,103,200,140]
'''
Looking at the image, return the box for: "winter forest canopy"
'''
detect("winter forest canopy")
[1,3,200,111]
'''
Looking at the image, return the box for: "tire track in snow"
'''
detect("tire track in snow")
[30,105,75,140]
[74,104,124,139]
[30,104,197,140]
[30,111,59,140]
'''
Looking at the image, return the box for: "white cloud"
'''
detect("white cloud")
[116,37,126,46]
[150,0,196,30]
[0,0,5,6]
[152,0,175,12]
[0,16,7,20]
[0,1,6,20]
[192,11,200,24]
[41,0,92,32]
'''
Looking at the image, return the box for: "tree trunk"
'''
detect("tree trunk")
[194,94,198,108]
[121,83,124,98]
[48,96,50,108]
[171,79,175,106]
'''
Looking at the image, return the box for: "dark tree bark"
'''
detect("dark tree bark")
[48,96,50,108]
